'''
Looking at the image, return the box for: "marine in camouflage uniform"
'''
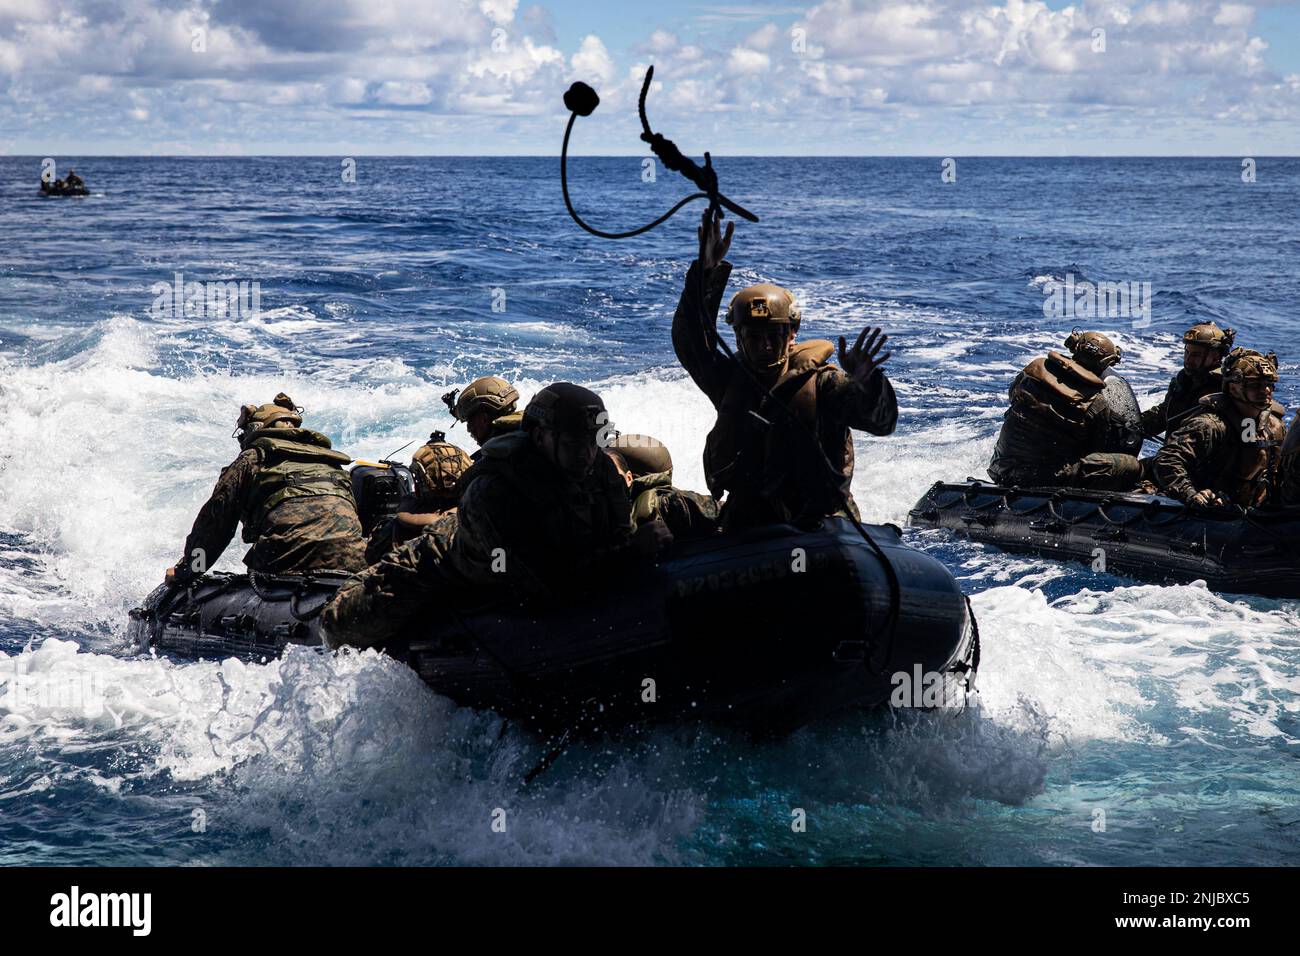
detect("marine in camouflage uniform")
[1141,321,1234,439]
[170,393,366,579]
[320,383,662,652]
[675,208,897,531]
[987,330,1144,490]
[363,435,471,565]
[605,433,719,541]
[1153,349,1287,508]
[442,375,523,456]
[1276,414,1300,506]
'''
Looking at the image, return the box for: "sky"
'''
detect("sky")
[1,0,1298,155]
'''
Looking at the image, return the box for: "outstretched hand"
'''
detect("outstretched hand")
[839,326,891,385]
[698,206,734,272]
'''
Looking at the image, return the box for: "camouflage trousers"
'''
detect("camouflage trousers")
[319,533,450,652]
[997,453,1143,492]
[1053,453,1144,491]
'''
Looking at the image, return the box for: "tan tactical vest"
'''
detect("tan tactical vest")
[240,429,357,538]
[489,412,523,438]
[703,340,851,503]
[1011,351,1106,440]
[1224,399,1288,507]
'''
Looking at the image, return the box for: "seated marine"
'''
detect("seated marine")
[320,383,670,651]
[442,375,522,454]
[364,433,472,565]
[65,169,84,188]
[1153,348,1287,508]
[1142,321,1235,439]
[673,208,897,531]
[1276,412,1300,506]
[987,330,1143,490]
[168,393,367,581]
[604,433,719,542]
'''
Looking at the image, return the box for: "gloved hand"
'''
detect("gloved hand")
[632,517,674,556]
[165,564,196,585]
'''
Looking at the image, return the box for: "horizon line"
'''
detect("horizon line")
[4,153,1298,159]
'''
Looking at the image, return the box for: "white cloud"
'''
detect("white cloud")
[727,46,771,75]
[0,0,1295,154]
[479,0,518,25]
[570,34,614,86]
[375,81,432,106]
[647,29,678,55]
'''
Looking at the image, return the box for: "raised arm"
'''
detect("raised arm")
[823,326,898,435]
[671,208,736,407]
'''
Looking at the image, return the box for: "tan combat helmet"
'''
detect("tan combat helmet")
[1222,347,1279,390]
[236,392,302,434]
[1183,321,1236,355]
[1064,330,1122,375]
[725,283,802,329]
[447,376,519,424]
[410,435,473,504]
[609,433,672,478]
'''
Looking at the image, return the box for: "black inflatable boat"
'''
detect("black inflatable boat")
[129,518,978,734]
[40,181,89,197]
[909,480,1300,599]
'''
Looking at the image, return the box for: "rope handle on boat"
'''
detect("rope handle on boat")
[289,574,326,623]
[959,486,1010,512]
[248,570,272,602]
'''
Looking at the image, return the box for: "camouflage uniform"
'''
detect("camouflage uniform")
[1277,415,1300,506]
[673,261,897,529]
[321,430,636,650]
[1142,368,1223,439]
[364,509,459,566]
[609,433,719,541]
[176,427,367,576]
[629,471,719,541]
[1152,395,1287,506]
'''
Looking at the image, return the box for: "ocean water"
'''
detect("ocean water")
[1,155,1298,866]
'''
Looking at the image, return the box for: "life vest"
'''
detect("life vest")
[1200,395,1287,507]
[460,431,632,567]
[702,340,851,514]
[489,412,523,438]
[1009,351,1106,442]
[630,467,674,524]
[239,428,357,538]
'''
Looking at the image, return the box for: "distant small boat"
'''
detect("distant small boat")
[40,180,89,197]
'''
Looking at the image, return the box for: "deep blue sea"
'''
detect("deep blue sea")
[2,155,1299,865]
